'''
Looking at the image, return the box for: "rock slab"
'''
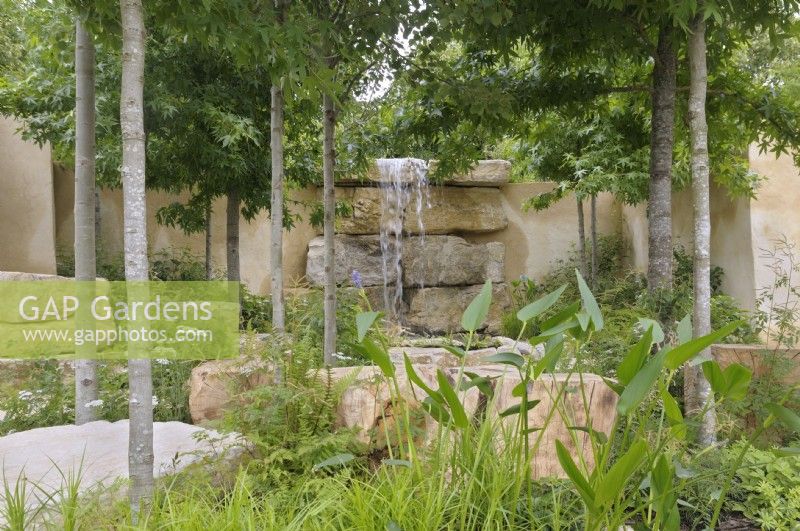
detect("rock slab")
[305,235,504,287]
[405,283,512,334]
[189,357,272,424]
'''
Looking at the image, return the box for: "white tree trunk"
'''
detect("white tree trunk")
[204,201,212,280]
[590,194,598,289]
[270,84,285,333]
[74,16,99,425]
[120,0,153,517]
[688,8,717,445]
[322,93,337,365]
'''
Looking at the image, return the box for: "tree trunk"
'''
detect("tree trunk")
[270,84,285,333]
[688,9,717,445]
[120,0,153,518]
[590,194,598,289]
[74,16,98,425]
[226,189,240,282]
[204,201,212,280]
[322,93,337,366]
[647,24,677,292]
[576,195,587,279]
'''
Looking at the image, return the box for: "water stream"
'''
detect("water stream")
[375,158,430,321]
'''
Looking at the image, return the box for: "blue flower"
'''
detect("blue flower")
[351,269,363,288]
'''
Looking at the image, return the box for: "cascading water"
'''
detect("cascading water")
[375,158,430,321]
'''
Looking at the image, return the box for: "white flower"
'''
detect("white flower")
[17,390,33,401]
[152,395,159,407]
[155,358,170,365]
[85,399,104,409]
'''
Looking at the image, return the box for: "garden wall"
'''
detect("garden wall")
[0,117,57,275]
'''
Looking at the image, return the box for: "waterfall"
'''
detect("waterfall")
[376,158,430,321]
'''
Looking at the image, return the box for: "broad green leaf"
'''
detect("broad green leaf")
[576,310,591,332]
[721,363,752,401]
[701,360,726,396]
[638,318,665,344]
[313,453,355,471]
[461,372,494,397]
[404,353,438,399]
[461,280,493,332]
[660,383,683,425]
[421,396,451,424]
[355,338,395,377]
[576,269,603,331]
[442,345,466,359]
[766,403,800,433]
[540,301,580,331]
[437,369,469,429]
[664,321,742,370]
[499,400,541,417]
[596,440,648,507]
[677,314,692,344]
[512,380,527,397]
[534,338,564,378]
[555,440,596,512]
[617,326,654,386]
[483,351,525,368]
[537,318,580,338]
[356,311,380,342]
[617,351,666,416]
[516,284,566,322]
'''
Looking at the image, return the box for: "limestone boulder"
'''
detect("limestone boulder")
[0,420,242,518]
[306,235,395,287]
[337,158,428,186]
[447,367,618,479]
[189,357,272,424]
[335,187,507,235]
[306,235,504,288]
[387,346,498,367]
[712,344,800,384]
[427,160,511,187]
[402,236,504,286]
[405,283,512,334]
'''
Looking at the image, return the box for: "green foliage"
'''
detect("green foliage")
[726,442,800,530]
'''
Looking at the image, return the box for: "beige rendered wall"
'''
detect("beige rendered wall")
[54,164,318,294]
[0,117,56,274]
[467,183,620,282]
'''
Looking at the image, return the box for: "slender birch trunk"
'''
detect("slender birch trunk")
[226,189,240,282]
[647,24,677,292]
[688,9,717,445]
[205,201,212,280]
[270,84,285,333]
[120,0,153,517]
[590,193,598,289]
[74,16,99,425]
[322,92,337,366]
[576,195,587,279]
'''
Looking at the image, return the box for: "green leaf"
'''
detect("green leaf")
[461,372,494,397]
[534,338,564,378]
[442,345,466,359]
[556,440,596,512]
[596,440,648,507]
[540,301,580,331]
[766,403,800,433]
[659,383,683,426]
[664,321,742,370]
[356,311,380,342]
[404,353,438,399]
[617,351,666,416]
[516,284,566,322]
[617,326,654,386]
[355,338,395,377]
[461,280,493,332]
[676,314,692,344]
[638,318,665,344]
[576,269,603,331]
[483,351,525,368]
[313,453,355,471]
[576,311,591,332]
[702,361,752,402]
[568,425,608,444]
[512,380,527,397]
[437,369,469,429]
[499,400,541,417]
[421,396,451,424]
[382,459,412,468]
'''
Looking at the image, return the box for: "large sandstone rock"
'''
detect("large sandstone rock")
[403,236,504,286]
[712,344,800,384]
[335,187,507,235]
[427,160,511,187]
[189,357,272,424]
[306,235,395,287]
[405,283,512,334]
[0,420,242,517]
[447,367,618,478]
[306,235,504,287]
[337,158,428,186]
[387,346,499,367]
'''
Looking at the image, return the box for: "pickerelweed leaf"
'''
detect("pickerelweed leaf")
[516,284,566,322]
[556,440,596,512]
[355,338,395,377]
[442,345,467,359]
[766,403,800,433]
[617,326,654,386]
[460,372,494,397]
[540,301,581,331]
[638,318,665,344]
[483,351,525,368]
[356,311,380,343]
[437,369,469,429]
[499,400,541,417]
[576,269,603,331]
[382,459,412,468]
[664,321,741,370]
[617,350,666,416]
[677,314,692,344]
[596,439,647,508]
[461,279,492,332]
[534,337,564,378]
